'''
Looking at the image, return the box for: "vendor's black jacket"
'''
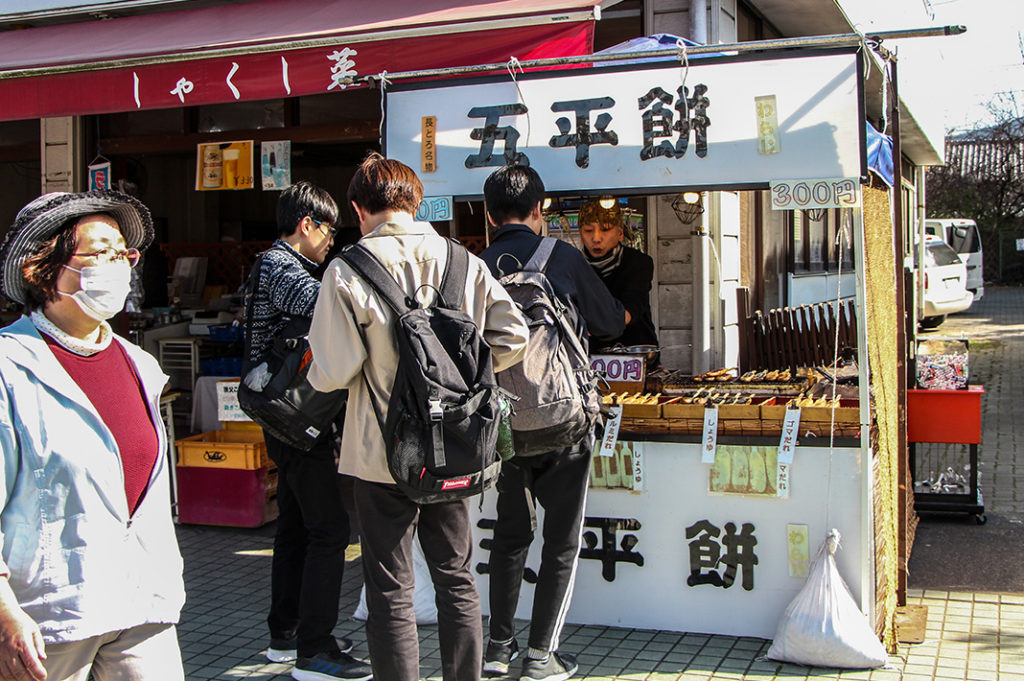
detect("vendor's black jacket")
[590,245,659,352]
[480,223,626,345]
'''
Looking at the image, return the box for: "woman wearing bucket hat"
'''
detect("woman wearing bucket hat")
[578,198,659,355]
[0,190,185,681]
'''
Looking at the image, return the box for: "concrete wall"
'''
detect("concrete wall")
[41,117,82,193]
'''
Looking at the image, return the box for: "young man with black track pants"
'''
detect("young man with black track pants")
[478,165,627,681]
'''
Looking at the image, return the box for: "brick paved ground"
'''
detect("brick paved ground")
[175,288,1024,680]
[923,287,1024,517]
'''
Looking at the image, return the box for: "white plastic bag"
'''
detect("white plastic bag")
[353,534,437,624]
[766,530,888,668]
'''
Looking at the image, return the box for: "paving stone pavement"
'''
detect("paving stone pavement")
[174,288,1024,680]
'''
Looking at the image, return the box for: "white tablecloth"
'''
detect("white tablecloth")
[190,375,234,433]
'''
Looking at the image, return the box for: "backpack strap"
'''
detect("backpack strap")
[340,244,416,314]
[524,236,557,273]
[437,239,468,310]
[240,251,266,375]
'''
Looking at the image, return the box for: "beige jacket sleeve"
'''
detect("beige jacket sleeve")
[306,261,368,392]
[470,255,529,372]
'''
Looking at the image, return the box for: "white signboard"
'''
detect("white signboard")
[470,442,867,638]
[386,51,864,196]
[216,379,250,422]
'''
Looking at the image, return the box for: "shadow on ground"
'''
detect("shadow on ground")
[908,512,1024,592]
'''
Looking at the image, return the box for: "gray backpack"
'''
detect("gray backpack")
[496,237,599,457]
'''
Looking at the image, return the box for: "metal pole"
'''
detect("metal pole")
[690,0,709,45]
[0,25,966,82]
[852,206,875,622]
[348,26,967,84]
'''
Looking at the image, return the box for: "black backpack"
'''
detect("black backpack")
[340,239,501,504]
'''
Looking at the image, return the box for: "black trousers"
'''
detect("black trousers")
[353,479,482,681]
[487,445,591,653]
[265,432,350,658]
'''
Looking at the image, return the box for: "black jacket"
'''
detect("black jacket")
[590,245,659,352]
[480,223,626,344]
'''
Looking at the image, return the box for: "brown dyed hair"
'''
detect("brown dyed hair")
[347,151,423,215]
[20,218,80,312]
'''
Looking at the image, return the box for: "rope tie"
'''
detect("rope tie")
[506,56,531,149]
[879,55,893,136]
[376,71,392,149]
[676,39,691,93]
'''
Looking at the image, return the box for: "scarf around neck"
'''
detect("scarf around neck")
[585,243,624,277]
[31,309,113,356]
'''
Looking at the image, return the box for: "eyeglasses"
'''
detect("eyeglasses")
[310,217,336,238]
[72,247,141,268]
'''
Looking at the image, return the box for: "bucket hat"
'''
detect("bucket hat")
[0,190,153,305]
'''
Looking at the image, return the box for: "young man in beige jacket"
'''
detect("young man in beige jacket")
[308,152,528,681]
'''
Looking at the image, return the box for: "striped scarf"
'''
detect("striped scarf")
[585,243,624,277]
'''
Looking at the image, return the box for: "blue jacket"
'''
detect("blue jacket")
[0,316,185,643]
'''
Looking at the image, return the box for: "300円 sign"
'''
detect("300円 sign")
[769,177,861,210]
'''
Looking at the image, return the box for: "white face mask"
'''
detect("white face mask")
[60,261,132,321]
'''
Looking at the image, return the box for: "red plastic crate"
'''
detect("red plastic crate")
[176,464,278,527]
[907,386,984,444]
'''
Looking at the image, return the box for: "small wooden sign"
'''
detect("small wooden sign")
[421,116,437,172]
[701,405,719,463]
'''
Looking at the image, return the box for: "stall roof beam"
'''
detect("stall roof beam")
[349,26,966,83]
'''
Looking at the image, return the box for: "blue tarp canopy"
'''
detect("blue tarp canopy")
[593,33,718,65]
[866,121,894,188]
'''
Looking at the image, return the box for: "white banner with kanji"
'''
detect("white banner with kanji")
[385,50,864,197]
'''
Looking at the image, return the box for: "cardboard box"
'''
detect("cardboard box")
[620,401,662,419]
[176,429,268,469]
[662,402,706,419]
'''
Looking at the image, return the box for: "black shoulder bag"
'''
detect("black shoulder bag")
[237,251,347,451]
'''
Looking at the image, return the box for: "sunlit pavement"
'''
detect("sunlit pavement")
[175,288,1024,679]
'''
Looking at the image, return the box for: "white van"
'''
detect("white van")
[925,218,984,301]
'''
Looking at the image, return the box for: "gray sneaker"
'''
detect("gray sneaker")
[482,638,519,676]
[521,651,578,681]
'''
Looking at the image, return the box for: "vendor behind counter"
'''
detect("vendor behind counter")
[578,198,658,352]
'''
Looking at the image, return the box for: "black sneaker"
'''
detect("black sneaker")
[291,650,373,681]
[482,638,519,676]
[267,637,354,663]
[521,651,578,681]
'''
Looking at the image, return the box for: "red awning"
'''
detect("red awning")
[0,0,603,121]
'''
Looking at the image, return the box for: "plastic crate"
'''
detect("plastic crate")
[907,386,984,444]
[208,323,242,343]
[176,429,269,469]
[176,464,278,527]
[200,356,243,376]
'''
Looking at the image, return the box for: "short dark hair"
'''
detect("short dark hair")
[21,218,87,312]
[347,152,423,215]
[277,181,339,237]
[483,165,545,226]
